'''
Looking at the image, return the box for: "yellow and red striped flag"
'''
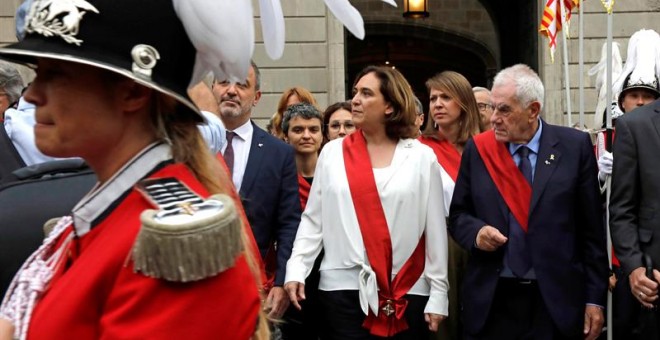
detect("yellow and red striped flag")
[540,0,581,62]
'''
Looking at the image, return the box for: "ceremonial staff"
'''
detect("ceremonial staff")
[559,0,572,127]
[604,3,614,339]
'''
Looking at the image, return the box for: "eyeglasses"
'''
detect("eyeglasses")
[477,103,493,111]
[328,121,356,131]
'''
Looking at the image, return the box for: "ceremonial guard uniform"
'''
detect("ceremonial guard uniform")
[0,0,268,338]
[609,29,660,339]
[4,144,260,338]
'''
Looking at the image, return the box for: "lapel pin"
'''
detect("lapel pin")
[258,143,263,147]
[545,154,556,165]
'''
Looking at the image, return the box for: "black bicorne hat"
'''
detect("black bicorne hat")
[0,0,201,121]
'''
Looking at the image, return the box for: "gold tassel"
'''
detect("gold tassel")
[131,194,243,282]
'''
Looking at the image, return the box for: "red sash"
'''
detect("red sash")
[473,130,532,232]
[297,174,311,211]
[418,136,460,182]
[342,132,426,336]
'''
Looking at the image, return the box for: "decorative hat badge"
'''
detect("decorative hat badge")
[26,0,99,46]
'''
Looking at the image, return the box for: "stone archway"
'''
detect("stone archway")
[347,23,498,93]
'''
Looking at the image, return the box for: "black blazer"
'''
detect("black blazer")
[610,99,660,275]
[449,121,608,337]
[239,122,301,286]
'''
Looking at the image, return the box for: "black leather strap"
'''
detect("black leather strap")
[0,124,26,183]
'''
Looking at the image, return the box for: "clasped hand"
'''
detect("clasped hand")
[476,225,508,251]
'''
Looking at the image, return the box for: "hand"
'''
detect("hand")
[583,305,604,340]
[629,267,660,308]
[424,313,446,332]
[475,225,507,251]
[283,281,306,311]
[264,286,290,319]
[597,152,613,177]
[608,273,617,292]
[0,318,14,340]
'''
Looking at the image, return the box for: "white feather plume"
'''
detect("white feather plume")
[612,29,660,97]
[588,42,622,126]
[172,0,254,86]
[259,0,285,60]
[321,0,395,40]
[323,0,366,39]
[173,0,396,86]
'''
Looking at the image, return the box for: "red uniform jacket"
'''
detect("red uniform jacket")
[27,162,260,339]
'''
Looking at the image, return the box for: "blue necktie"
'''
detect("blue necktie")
[517,146,533,185]
[507,146,533,277]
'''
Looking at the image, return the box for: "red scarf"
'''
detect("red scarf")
[342,132,426,336]
[418,136,461,182]
[297,174,311,211]
[473,130,532,232]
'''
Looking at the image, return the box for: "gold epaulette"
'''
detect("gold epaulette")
[132,178,243,282]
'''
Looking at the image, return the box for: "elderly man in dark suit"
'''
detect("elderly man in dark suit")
[449,64,608,339]
[610,98,660,332]
[212,60,301,320]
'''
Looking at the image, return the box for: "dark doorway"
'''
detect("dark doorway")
[478,0,539,70]
[346,23,495,116]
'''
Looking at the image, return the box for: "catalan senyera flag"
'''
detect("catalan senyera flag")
[540,0,581,62]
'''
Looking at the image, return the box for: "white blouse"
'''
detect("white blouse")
[439,166,455,217]
[285,138,449,317]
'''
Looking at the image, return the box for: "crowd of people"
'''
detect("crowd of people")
[1,0,660,339]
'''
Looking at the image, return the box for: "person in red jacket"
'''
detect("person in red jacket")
[0,0,269,338]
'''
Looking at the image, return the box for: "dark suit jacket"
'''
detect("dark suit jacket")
[610,100,660,275]
[240,122,301,286]
[449,121,608,337]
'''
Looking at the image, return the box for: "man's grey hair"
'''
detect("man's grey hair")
[211,60,261,91]
[492,64,544,112]
[250,60,261,91]
[472,86,490,95]
[0,61,24,105]
[282,102,323,135]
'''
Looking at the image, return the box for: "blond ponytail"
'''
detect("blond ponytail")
[152,95,270,339]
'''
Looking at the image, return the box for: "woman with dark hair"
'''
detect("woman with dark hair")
[323,101,355,142]
[418,70,482,340]
[0,0,268,338]
[279,102,325,338]
[285,65,448,339]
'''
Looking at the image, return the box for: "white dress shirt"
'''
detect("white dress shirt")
[286,137,449,317]
[221,120,253,191]
[3,98,61,166]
